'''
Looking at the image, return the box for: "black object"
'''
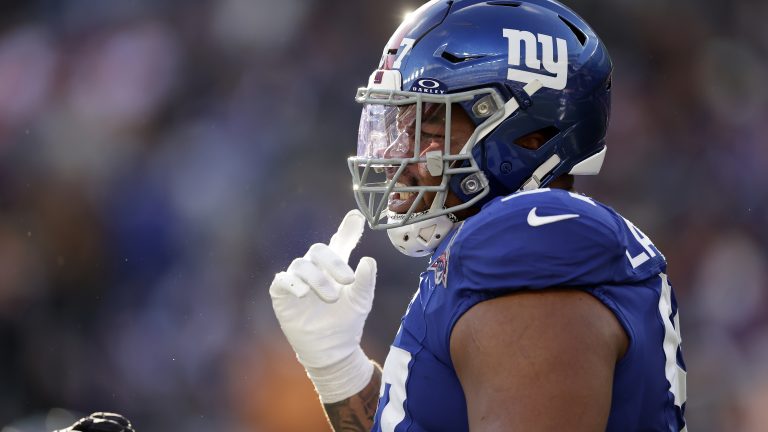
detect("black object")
[55,412,135,432]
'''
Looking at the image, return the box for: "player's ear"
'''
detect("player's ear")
[513,126,560,150]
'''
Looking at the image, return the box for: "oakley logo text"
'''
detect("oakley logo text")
[410,78,447,94]
[503,29,568,90]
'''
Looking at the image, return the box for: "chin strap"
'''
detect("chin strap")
[386,211,456,257]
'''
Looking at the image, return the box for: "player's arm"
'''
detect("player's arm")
[323,365,382,431]
[450,289,628,432]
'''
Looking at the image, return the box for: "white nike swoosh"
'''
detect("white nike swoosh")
[527,207,579,227]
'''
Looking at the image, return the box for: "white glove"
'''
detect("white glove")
[270,210,377,403]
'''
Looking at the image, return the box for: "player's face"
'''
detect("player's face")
[383,103,475,214]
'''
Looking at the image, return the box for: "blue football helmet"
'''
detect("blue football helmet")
[349,0,612,256]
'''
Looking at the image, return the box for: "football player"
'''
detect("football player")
[270,0,687,431]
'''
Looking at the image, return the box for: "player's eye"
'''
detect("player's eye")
[421,132,444,142]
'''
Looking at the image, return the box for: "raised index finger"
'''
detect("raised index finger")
[328,210,365,264]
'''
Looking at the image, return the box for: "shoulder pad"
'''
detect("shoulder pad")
[449,189,628,291]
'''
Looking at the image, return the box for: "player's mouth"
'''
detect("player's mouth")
[388,181,421,214]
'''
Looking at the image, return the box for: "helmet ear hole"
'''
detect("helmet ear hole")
[513,126,560,151]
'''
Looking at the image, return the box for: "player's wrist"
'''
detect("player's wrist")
[305,346,375,403]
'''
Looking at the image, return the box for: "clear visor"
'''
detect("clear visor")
[356,102,450,164]
[349,86,504,230]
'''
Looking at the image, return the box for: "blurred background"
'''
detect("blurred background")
[0,0,765,430]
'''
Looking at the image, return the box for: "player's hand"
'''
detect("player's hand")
[270,209,377,369]
[54,412,135,432]
[270,210,377,402]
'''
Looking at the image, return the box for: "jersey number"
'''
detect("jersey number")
[622,216,658,268]
[658,273,687,412]
[379,346,412,431]
[623,216,687,425]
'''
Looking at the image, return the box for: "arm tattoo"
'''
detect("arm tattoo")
[323,365,382,431]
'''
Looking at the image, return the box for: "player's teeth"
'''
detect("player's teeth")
[394,183,413,200]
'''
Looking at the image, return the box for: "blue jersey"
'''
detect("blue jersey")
[372,188,687,432]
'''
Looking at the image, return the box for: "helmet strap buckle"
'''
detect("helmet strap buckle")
[509,85,534,110]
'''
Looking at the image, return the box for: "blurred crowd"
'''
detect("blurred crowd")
[0,0,765,431]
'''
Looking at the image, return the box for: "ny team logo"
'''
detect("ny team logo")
[503,28,568,90]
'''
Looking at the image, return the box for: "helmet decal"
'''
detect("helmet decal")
[410,78,448,94]
[503,28,569,90]
[379,0,450,71]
